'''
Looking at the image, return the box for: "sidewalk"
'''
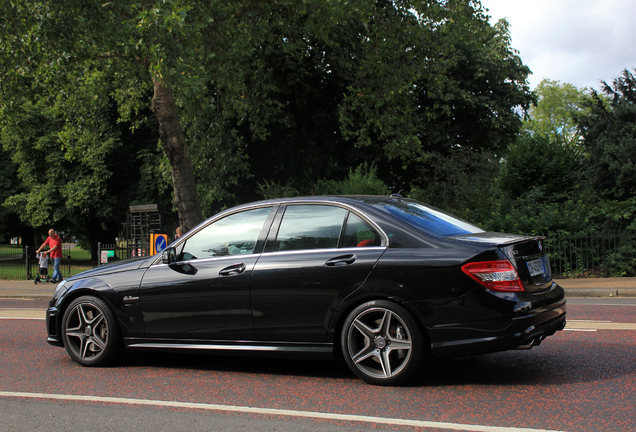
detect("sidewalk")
[1,278,635,299]
[556,277,636,298]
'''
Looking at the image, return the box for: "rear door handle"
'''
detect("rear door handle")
[325,254,357,267]
[219,263,246,276]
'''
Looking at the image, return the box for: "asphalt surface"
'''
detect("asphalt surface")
[2,279,635,431]
[2,306,635,432]
[1,277,635,300]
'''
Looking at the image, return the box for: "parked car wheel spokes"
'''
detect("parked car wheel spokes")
[342,300,424,385]
[62,296,123,366]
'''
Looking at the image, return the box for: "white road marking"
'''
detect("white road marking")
[0,309,45,319]
[567,320,611,323]
[566,321,636,330]
[0,391,566,432]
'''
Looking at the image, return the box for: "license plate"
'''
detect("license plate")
[527,258,545,277]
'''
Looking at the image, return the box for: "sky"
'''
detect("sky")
[480,0,636,91]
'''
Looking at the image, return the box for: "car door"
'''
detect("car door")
[250,204,386,343]
[139,206,275,340]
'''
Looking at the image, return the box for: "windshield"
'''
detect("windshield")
[375,200,484,237]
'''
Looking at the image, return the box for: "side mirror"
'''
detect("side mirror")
[161,247,177,265]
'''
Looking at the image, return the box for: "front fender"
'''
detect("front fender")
[51,269,146,341]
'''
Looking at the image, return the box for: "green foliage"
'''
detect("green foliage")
[586,197,636,231]
[340,1,533,163]
[524,79,592,146]
[0,0,547,255]
[0,64,171,257]
[256,163,390,199]
[499,132,585,201]
[480,196,593,236]
[408,148,501,225]
[607,240,636,277]
[314,163,390,196]
[576,69,636,201]
[256,180,301,201]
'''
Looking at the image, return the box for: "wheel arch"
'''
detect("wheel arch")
[55,285,124,347]
[330,295,432,362]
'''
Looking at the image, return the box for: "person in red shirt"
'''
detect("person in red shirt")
[36,229,63,283]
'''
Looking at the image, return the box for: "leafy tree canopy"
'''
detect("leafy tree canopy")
[523,78,593,146]
[499,132,585,201]
[1,0,534,248]
[576,68,636,201]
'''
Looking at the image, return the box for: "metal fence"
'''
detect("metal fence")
[0,245,72,280]
[97,241,149,266]
[545,231,635,278]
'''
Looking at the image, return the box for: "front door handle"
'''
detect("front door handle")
[325,254,357,267]
[219,263,246,276]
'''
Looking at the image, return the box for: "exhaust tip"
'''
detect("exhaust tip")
[515,339,535,350]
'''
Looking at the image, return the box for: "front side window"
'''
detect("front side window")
[180,207,272,260]
[274,205,347,251]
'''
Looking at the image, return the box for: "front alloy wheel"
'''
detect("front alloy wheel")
[61,296,123,366]
[342,300,424,385]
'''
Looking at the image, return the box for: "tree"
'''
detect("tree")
[499,132,584,201]
[523,79,592,146]
[340,2,533,163]
[240,0,534,199]
[0,145,35,248]
[0,76,171,258]
[1,0,534,235]
[408,147,501,223]
[576,69,636,201]
[1,0,251,231]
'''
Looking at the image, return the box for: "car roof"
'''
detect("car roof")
[234,195,405,208]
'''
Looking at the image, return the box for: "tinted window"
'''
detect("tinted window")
[180,207,272,260]
[275,205,347,251]
[341,213,381,248]
[379,200,484,237]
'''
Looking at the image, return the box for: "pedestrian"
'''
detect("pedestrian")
[36,229,63,283]
[35,251,50,284]
[174,226,182,242]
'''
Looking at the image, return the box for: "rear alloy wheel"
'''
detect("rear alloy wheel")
[61,296,124,366]
[341,300,424,385]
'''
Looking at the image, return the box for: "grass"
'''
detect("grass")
[0,244,98,280]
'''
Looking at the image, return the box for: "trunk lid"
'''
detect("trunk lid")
[446,232,552,293]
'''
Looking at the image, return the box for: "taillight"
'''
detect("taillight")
[461,260,524,292]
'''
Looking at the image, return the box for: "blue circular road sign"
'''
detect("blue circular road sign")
[155,235,167,253]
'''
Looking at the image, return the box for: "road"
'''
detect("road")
[1,297,635,432]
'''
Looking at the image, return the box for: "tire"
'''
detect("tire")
[341,300,425,386]
[61,295,124,367]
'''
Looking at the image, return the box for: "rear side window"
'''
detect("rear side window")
[378,200,484,237]
[274,205,347,251]
[341,213,381,248]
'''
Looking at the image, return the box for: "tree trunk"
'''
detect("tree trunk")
[151,77,204,233]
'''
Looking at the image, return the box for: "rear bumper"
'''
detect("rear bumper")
[428,298,566,357]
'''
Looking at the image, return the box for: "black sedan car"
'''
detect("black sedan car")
[46,195,566,385]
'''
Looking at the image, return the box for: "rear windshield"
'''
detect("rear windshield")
[375,200,484,237]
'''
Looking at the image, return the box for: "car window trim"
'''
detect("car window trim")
[150,204,278,266]
[263,201,388,254]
